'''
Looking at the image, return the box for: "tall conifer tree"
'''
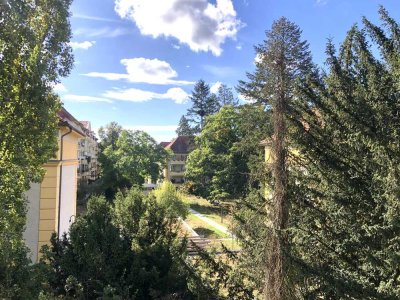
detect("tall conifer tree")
[238,17,314,299]
[187,79,219,131]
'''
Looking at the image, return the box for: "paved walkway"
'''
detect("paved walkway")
[180,218,199,237]
[188,208,235,237]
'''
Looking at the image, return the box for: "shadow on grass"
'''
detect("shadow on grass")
[193,227,219,239]
[190,203,229,218]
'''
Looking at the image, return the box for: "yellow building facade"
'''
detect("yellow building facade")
[24,108,85,262]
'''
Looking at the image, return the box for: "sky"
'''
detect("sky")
[58,0,400,142]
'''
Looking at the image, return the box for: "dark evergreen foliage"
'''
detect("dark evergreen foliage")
[187,79,220,131]
[287,7,400,299]
[176,115,197,136]
[41,191,196,299]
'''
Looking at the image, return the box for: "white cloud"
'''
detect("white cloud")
[238,93,256,104]
[53,83,67,93]
[103,87,189,104]
[84,57,193,85]
[69,41,95,50]
[172,44,181,49]
[114,0,243,56]
[210,81,222,94]
[236,44,242,50]
[63,94,114,103]
[254,53,263,64]
[74,27,131,38]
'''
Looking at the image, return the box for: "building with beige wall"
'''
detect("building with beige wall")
[160,136,193,185]
[23,108,85,262]
[77,121,99,184]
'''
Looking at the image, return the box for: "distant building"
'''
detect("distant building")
[77,121,99,184]
[160,136,194,185]
[24,107,85,262]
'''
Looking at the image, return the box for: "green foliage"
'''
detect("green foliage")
[176,115,197,137]
[187,79,220,131]
[42,191,195,299]
[0,0,73,297]
[153,181,189,219]
[185,105,271,200]
[287,8,400,299]
[237,16,315,299]
[98,125,168,199]
[216,84,239,107]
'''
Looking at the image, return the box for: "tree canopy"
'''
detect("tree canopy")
[286,8,400,298]
[42,190,195,298]
[186,79,220,131]
[99,125,169,199]
[185,105,271,200]
[0,0,73,297]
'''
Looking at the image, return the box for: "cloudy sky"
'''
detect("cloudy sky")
[59,0,399,142]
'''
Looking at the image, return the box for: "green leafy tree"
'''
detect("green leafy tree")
[98,121,123,151]
[238,17,314,299]
[42,191,195,298]
[153,181,189,219]
[99,128,168,199]
[176,115,197,136]
[0,0,73,297]
[287,8,400,299]
[185,105,271,200]
[187,79,220,131]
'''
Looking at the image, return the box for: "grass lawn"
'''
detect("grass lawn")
[182,195,235,228]
[185,214,229,239]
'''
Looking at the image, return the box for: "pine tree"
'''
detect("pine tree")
[176,115,196,136]
[238,17,314,299]
[217,84,239,106]
[187,79,219,131]
[288,8,400,299]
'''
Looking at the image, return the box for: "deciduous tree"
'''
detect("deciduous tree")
[0,0,73,297]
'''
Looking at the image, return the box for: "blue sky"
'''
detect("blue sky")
[57,0,400,142]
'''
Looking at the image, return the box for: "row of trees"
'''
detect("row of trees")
[182,6,400,300]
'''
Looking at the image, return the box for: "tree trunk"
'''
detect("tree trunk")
[264,61,289,300]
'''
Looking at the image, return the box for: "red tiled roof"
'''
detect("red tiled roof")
[163,136,193,154]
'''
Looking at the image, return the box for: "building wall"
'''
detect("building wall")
[23,182,41,262]
[38,162,59,257]
[24,126,82,262]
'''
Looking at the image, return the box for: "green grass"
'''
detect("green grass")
[185,214,229,239]
[182,195,234,228]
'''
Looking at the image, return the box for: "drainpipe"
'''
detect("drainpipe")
[58,124,73,237]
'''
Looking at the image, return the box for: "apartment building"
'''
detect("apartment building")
[161,136,194,185]
[77,121,99,184]
[23,107,85,262]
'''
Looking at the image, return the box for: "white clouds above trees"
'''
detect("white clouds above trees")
[114,0,242,56]
[69,41,96,50]
[84,57,193,85]
[103,87,189,104]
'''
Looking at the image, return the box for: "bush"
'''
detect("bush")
[153,181,189,219]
